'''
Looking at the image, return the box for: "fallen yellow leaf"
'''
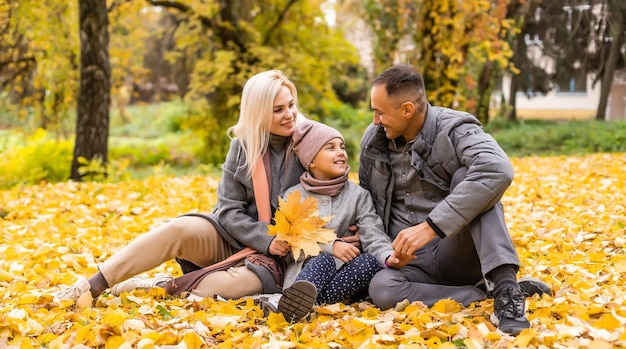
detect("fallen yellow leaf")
[1,154,625,347]
[268,190,336,260]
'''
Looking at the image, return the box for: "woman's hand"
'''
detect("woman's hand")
[269,238,290,257]
[333,240,360,263]
[342,225,361,249]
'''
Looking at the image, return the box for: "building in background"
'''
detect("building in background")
[497,70,626,121]
[496,2,626,121]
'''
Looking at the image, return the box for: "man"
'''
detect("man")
[360,64,551,336]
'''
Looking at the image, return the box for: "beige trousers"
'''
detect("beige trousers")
[99,216,263,299]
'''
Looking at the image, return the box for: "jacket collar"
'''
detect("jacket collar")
[411,103,436,166]
[363,124,391,162]
[365,103,437,163]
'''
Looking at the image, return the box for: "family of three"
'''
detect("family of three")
[55,65,551,336]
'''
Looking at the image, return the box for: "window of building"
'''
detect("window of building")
[556,69,587,93]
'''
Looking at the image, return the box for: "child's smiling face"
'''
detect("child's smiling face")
[309,138,348,180]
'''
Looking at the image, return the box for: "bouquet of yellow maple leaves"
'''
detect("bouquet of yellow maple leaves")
[267,190,337,261]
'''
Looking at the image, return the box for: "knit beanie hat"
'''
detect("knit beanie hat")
[293,120,344,171]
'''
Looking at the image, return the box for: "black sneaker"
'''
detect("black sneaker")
[478,277,552,299]
[490,286,530,336]
[518,277,552,297]
[278,280,317,322]
[474,278,493,296]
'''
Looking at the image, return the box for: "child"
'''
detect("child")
[283,121,413,305]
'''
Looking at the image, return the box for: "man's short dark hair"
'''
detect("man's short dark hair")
[373,64,427,110]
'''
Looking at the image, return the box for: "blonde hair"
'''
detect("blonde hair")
[228,70,302,178]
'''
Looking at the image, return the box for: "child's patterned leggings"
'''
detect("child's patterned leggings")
[295,252,382,304]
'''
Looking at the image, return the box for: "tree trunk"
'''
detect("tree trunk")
[507,74,519,121]
[475,61,493,125]
[596,0,624,121]
[71,0,111,181]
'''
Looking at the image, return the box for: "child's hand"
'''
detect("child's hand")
[386,251,415,269]
[333,241,360,263]
[342,229,361,249]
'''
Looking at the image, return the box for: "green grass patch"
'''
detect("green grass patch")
[2,98,626,189]
[110,98,189,137]
[485,119,626,157]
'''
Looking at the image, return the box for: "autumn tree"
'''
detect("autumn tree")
[360,0,516,124]
[108,2,185,108]
[0,0,80,135]
[145,0,361,163]
[534,0,625,121]
[594,0,625,120]
[108,1,153,118]
[503,0,550,121]
[70,0,110,181]
[0,0,160,135]
[504,0,625,121]
[3,0,361,176]
[0,0,36,113]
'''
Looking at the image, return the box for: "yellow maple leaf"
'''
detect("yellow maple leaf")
[6,154,626,348]
[431,298,462,313]
[183,332,204,349]
[105,336,126,349]
[514,328,537,347]
[267,191,336,260]
[267,311,288,332]
[593,312,622,330]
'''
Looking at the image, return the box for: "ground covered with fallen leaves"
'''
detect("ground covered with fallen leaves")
[1,153,626,348]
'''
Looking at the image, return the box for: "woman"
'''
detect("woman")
[55,70,316,315]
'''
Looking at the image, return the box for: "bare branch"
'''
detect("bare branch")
[146,0,247,53]
[0,60,35,88]
[0,56,36,67]
[108,0,134,13]
[146,0,190,13]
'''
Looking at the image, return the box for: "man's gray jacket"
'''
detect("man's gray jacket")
[358,104,514,239]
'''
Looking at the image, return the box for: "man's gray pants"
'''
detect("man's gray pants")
[369,167,520,309]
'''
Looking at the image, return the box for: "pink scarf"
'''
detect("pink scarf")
[299,167,350,197]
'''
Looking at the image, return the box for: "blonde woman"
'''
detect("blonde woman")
[55,70,317,319]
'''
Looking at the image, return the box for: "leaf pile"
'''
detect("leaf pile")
[1,153,626,348]
[267,190,336,260]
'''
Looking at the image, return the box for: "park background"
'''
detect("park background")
[1,0,626,348]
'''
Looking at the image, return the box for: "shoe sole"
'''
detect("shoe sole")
[518,277,552,297]
[110,276,147,296]
[110,275,173,296]
[490,312,528,336]
[278,280,317,322]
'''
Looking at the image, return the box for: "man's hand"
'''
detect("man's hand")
[333,241,360,263]
[342,225,361,249]
[269,238,290,257]
[386,251,415,269]
[392,221,437,256]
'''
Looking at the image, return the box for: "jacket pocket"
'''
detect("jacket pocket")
[419,164,450,201]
